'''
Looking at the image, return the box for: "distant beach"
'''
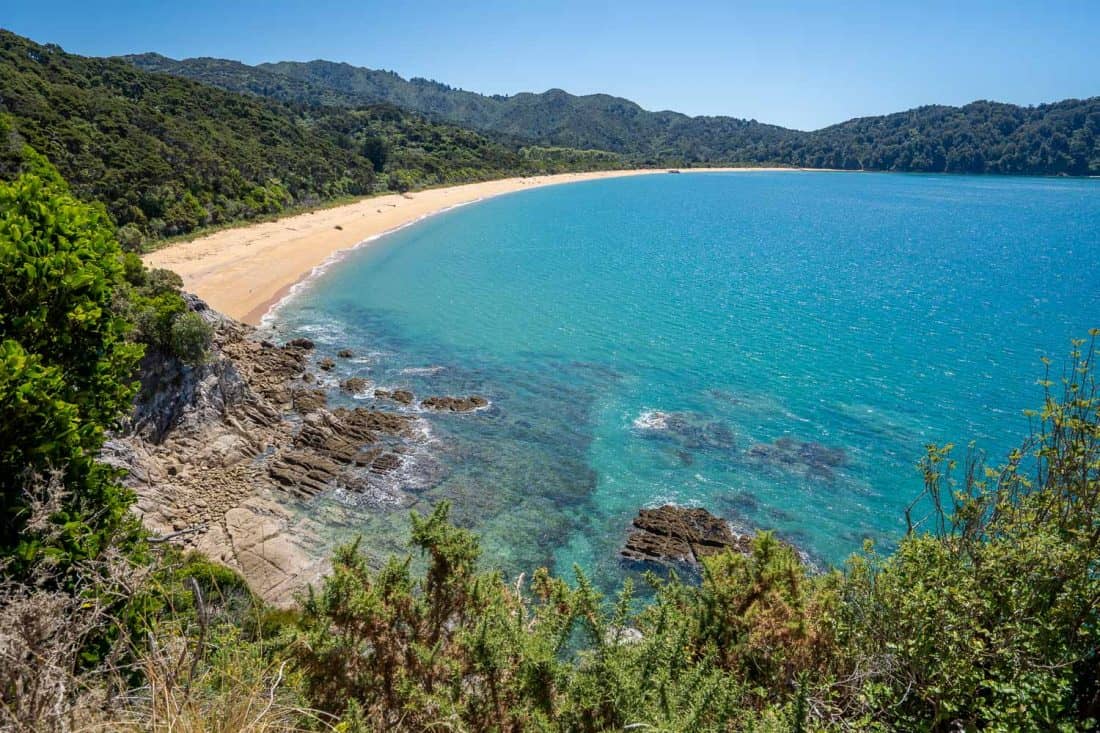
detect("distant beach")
[142,168,797,324]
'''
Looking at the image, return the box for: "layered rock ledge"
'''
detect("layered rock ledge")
[621,505,752,566]
[103,296,425,605]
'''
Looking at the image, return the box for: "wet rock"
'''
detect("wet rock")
[370,452,402,474]
[107,295,421,605]
[621,505,751,566]
[318,357,335,371]
[635,411,736,453]
[392,389,414,405]
[292,389,327,414]
[421,395,489,412]
[340,377,370,394]
[337,349,354,358]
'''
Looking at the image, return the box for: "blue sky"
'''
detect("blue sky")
[4,0,1098,130]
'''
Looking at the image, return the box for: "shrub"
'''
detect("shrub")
[0,169,143,573]
[169,311,213,366]
[833,333,1100,730]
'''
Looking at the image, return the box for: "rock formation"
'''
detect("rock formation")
[103,296,425,605]
[621,505,751,566]
[340,377,370,394]
[421,395,489,412]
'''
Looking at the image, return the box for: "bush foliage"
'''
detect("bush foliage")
[130,51,1100,175]
[1,150,1097,732]
[0,168,142,573]
[0,30,627,246]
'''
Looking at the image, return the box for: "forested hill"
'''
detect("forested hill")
[0,30,621,244]
[129,53,1100,175]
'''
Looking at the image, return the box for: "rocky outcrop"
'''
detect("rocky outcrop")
[421,395,489,412]
[340,377,369,394]
[621,505,751,566]
[375,388,415,405]
[292,389,327,413]
[104,296,433,605]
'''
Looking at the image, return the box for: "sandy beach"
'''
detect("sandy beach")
[143,168,790,324]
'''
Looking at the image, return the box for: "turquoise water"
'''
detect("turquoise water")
[268,171,1100,585]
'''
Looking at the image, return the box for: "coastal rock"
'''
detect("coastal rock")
[292,408,410,471]
[621,505,751,566]
[318,357,335,371]
[633,410,737,453]
[370,452,402,474]
[337,348,354,358]
[374,388,415,405]
[106,295,425,605]
[269,450,342,498]
[340,377,370,394]
[421,395,489,412]
[292,388,327,413]
[219,497,328,605]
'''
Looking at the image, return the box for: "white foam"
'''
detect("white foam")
[400,365,446,376]
[632,410,670,430]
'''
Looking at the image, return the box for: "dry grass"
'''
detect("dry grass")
[97,642,330,733]
[0,476,332,733]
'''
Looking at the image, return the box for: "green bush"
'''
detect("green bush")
[0,169,143,572]
[122,265,211,365]
[832,334,1100,730]
[169,311,213,365]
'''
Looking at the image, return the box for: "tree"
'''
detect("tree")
[0,168,143,573]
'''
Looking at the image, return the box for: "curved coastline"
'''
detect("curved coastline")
[142,167,804,325]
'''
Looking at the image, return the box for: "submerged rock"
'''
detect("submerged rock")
[621,505,751,566]
[634,410,737,452]
[746,436,847,480]
[286,338,314,350]
[421,395,488,412]
[318,357,335,371]
[340,377,370,394]
[337,348,354,358]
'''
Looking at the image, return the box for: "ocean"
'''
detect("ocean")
[266,171,1100,587]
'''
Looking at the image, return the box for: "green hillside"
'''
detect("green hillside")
[0,31,622,244]
[129,53,1100,174]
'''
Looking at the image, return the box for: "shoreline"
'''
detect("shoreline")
[143,167,803,325]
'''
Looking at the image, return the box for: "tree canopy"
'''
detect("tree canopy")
[131,52,1100,175]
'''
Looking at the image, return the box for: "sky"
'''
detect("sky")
[4,0,1099,130]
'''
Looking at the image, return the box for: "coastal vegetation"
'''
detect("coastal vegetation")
[2,154,1098,730]
[0,30,624,246]
[3,24,1096,257]
[129,52,1100,175]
